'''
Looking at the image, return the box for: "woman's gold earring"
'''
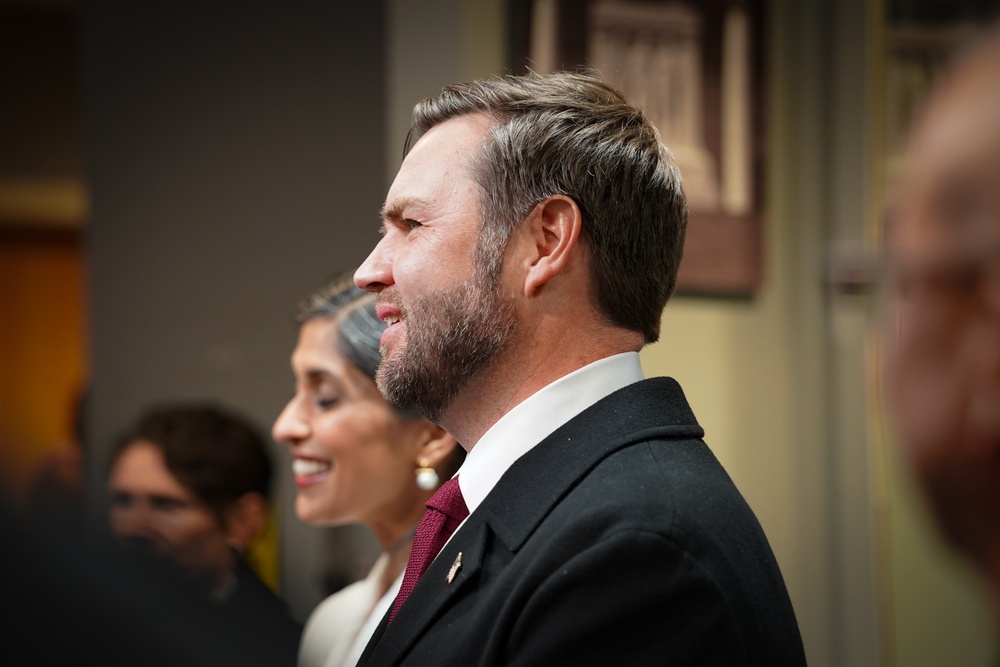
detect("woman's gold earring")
[415,458,440,491]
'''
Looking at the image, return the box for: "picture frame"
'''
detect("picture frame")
[510,0,765,296]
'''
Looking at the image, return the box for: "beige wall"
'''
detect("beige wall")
[883,446,995,666]
[386,0,507,187]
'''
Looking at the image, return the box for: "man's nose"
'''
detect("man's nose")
[355,237,394,293]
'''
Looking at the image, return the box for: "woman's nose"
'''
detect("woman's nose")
[272,399,308,444]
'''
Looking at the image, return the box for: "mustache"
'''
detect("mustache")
[376,288,405,314]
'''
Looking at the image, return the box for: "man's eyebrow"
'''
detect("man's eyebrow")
[380,197,427,222]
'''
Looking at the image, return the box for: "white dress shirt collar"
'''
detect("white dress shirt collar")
[457,351,644,514]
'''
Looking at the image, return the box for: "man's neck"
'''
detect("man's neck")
[440,326,643,449]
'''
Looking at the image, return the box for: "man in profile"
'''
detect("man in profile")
[882,26,1000,631]
[354,71,805,665]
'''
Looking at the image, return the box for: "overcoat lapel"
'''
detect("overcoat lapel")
[359,521,489,666]
[479,377,704,553]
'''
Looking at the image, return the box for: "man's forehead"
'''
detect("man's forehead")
[891,90,1000,253]
[395,114,493,179]
[903,46,1000,195]
[382,122,488,224]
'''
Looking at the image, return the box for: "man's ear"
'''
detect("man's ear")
[224,492,268,551]
[522,195,583,296]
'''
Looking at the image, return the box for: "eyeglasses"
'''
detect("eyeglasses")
[824,236,1000,338]
[871,243,1000,365]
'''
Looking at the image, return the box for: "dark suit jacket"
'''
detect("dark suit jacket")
[219,560,302,667]
[358,377,807,666]
[4,511,301,667]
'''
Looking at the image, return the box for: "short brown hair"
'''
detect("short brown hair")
[406,71,687,343]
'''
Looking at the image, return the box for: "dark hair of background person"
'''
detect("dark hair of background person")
[109,403,272,520]
[404,70,688,344]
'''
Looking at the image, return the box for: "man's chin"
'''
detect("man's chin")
[376,363,416,410]
[375,346,406,396]
[377,363,453,423]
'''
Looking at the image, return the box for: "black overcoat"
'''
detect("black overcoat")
[359,377,807,666]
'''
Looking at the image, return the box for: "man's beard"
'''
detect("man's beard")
[376,270,517,424]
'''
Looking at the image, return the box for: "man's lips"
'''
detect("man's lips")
[376,303,402,322]
[376,303,404,346]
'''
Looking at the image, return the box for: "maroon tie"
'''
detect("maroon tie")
[388,476,469,623]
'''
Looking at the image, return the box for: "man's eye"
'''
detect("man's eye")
[317,396,340,409]
[912,263,981,296]
[404,219,422,230]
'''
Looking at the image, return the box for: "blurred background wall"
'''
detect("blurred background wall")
[1,0,996,665]
[79,0,395,617]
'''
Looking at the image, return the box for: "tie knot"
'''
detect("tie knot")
[426,476,468,522]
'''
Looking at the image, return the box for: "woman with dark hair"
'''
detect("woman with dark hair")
[273,276,464,667]
[107,402,302,666]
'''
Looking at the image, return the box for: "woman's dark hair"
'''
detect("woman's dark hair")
[110,403,272,521]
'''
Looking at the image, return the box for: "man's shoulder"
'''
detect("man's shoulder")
[548,435,755,548]
[580,375,700,424]
[555,375,706,450]
[477,376,757,559]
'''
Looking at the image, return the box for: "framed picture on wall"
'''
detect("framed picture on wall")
[510,0,765,296]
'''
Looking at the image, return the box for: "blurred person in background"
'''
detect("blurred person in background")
[107,402,301,663]
[26,387,88,531]
[272,276,464,667]
[882,23,1000,632]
